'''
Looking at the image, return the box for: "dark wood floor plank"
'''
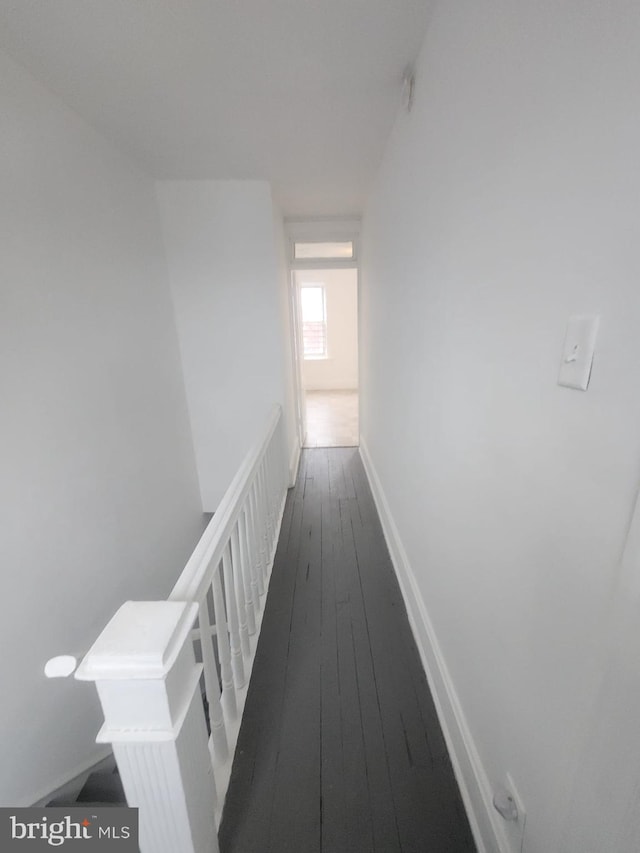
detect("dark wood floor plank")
[267,447,323,853]
[220,447,476,853]
[319,489,345,852]
[328,449,348,501]
[339,449,357,501]
[332,494,376,852]
[340,495,402,853]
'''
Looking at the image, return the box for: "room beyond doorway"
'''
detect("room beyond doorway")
[295,268,359,448]
[304,390,358,448]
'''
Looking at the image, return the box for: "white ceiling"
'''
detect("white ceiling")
[0,0,434,216]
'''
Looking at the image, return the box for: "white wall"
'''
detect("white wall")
[0,50,205,806]
[156,181,295,509]
[298,269,358,391]
[360,2,640,852]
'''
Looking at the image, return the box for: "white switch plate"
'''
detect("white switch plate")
[558,314,599,391]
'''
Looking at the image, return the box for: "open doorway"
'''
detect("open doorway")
[295,268,358,447]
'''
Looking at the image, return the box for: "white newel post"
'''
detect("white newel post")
[75,601,220,853]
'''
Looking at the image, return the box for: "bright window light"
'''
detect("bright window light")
[300,285,327,358]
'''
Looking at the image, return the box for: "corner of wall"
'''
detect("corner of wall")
[272,196,300,487]
[289,440,301,487]
[358,436,511,853]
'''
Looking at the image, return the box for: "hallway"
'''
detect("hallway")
[219,448,475,853]
[304,390,359,448]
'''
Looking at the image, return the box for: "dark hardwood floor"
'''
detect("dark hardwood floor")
[219,448,476,853]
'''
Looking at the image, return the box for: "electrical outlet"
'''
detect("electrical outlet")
[503,773,526,853]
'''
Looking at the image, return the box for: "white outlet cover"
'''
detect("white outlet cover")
[558,314,599,391]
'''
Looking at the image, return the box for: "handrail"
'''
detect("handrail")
[44,404,283,679]
[170,403,281,603]
[48,404,290,853]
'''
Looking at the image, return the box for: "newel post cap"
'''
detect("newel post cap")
[75,601,197,682]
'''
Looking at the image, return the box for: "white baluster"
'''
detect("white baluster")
[263,451,276,554]
[75,601,219,853]
[270,439,282,556]
[249,481,267,590]
[272,429,285,546]
[222,544,245,689]
[247,485,265,599]
[212,569,237,720]
[238,508,257,635]
[257,463,271,573]
[267,441,279,557]
[275,422,286,503]
[230,523,251,658]
[198,598,228,762]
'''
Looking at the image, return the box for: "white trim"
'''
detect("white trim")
[285,217,361,270]
[359,436,511,853]
[29,746,114,807]
[289,441,301,488]
[293,239,356,263]
[289,257,359,271]
[288,270,306,449]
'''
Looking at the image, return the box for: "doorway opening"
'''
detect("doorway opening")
[295,268,358,447]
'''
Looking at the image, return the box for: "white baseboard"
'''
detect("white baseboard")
[289,440,301,487]
[359,437,509,853]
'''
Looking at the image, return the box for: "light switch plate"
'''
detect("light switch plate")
[558,314,599,391]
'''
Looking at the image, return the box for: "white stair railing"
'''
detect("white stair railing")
[46,405,288,853]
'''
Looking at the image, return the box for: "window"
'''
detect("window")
[300,285,327,359]
[294,240,354,261]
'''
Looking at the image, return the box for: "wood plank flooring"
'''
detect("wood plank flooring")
[219,448,476,853]
[304,391,359,448]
